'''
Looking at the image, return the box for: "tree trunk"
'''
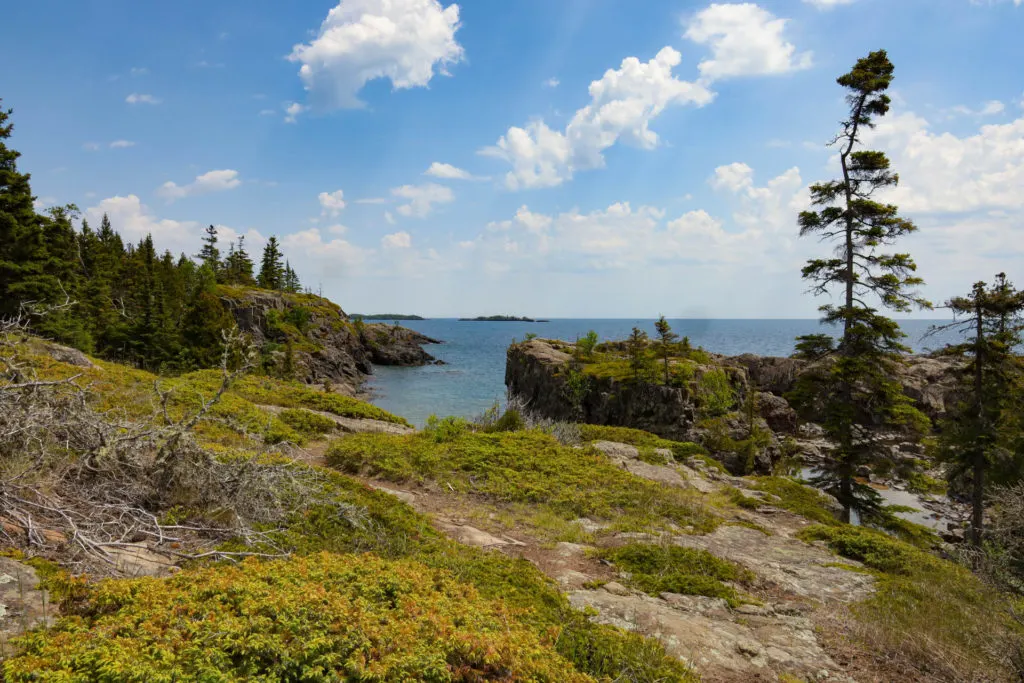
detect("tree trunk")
[971,296,986,546]
[840,473,853,524]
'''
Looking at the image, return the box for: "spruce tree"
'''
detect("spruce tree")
[258,236,285,290]
[197,225,221,274]
[936,275,1024,545]
[654,316,679,385]
[233,235,255,286]
[626,327,652,382]
[793,50,931,521]
[282,261,301,293]
[0,102,50,318]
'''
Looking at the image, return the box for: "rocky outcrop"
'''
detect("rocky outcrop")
[506,340,699,441]
[219,288,439,392]
[728,351,963,423]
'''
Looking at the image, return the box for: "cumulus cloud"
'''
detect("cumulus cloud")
[802,0,856,7]
[382,231,412,248]
[425,162,486,181]
[949,100,1006,117]
[157,169,243,202]
[685,3,813,80]
[355,197,388,205]
[83,195,197,253]
[319,189,347,216]
[126,93,161,105]
[281,228,371,276]
[483,47,714,190]
[287,0,464,110]
[862,109,1024,213]
[391,182,454,217]
[283,102,307,124]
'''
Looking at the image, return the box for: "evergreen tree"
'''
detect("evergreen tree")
[792,50,931,521]
[197,225,221,274]
[258,236,285,290]
[626,327,652,382]
[936,275,1024,545]
[232,235,255,286]
[0,102,50,318]
[282,261,301,293]
[654,316,679,385]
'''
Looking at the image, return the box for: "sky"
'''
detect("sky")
[3,0,1023,318]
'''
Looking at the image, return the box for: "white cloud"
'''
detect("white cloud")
[382,231,412,248]
[109,140,135,149]
[862,109,1024,213]
[284,102,307,124]
[685,3,812,80]
[83,142,101,152]
[544,77,560,88]
[802,0,856,7]
[287,0,464,110]
[385,211,396,224]
[950,100,1006,117]
[130,67,149,76]
[327,224,348,234]
[355,197,388,205]
[83,195,196,253]
[126,93,161,105]
[391,182,454,217]
[710,162,754,192]
[157,169,243,202]
[484,47,714,190]
[319,189,347,216]
[281,228,371,275]
[425,162,485,181]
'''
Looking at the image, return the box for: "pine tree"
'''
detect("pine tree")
[654,316,679,385]
[0,101,50,318]
[258,236,285,290]
[936,275,1024,545]
[197,225,221,274]
[233,235,255,286]
[626,327,652,382]
[793,50,931,521]
[282,261,301,293]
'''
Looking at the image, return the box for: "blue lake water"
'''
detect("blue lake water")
[366,318,963,427]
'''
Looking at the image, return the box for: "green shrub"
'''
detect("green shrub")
[3,553,591,682]
[424,414,471,442]
[326,430,717,533]
[695,368,735,417]
[796,524,926,575]
[494,408,526,432]
[749,476,840,525]
[600,543,753,606]
[278,408,338,437]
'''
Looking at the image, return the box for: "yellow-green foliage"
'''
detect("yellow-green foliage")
[749,476,840,525]
[799,524,1023,681]
[694,368,736,417]
[600,543,753,606]
[326,429,718,534]
[3,553,591,682]
[577,424,711,464]
[277,408,338,436]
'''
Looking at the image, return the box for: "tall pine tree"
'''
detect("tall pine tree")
[793,51,931,521]
[258,236,285,290]
[937,275,1024,544]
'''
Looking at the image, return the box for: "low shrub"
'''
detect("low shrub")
[278,407,338,437]
[3,553,591,681]
[749,476,840,525]
[326,429,718,534]
[600,543,753,606]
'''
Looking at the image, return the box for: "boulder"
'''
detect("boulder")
[756,391,798,434]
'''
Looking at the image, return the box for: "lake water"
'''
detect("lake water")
[366,318,963,428]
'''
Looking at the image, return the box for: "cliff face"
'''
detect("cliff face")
[506,339,962,474]
[219,288,438,393]
[505,340,699,441]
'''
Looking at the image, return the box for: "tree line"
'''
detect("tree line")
[0,101,305,373]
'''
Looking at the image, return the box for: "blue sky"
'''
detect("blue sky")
[3,0,1023,317]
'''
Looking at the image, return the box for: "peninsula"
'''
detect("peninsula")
[458,315,548,322]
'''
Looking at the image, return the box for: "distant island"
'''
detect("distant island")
[352,314,426,321]
[458,315,549,322]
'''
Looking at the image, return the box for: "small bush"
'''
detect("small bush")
[424,414,471,442]
[695,368,736,417]
[494,408,526,432]
[278,407,338,436]
[749,476,840,525]
[3,553,591,682]
[600,543,753,606]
